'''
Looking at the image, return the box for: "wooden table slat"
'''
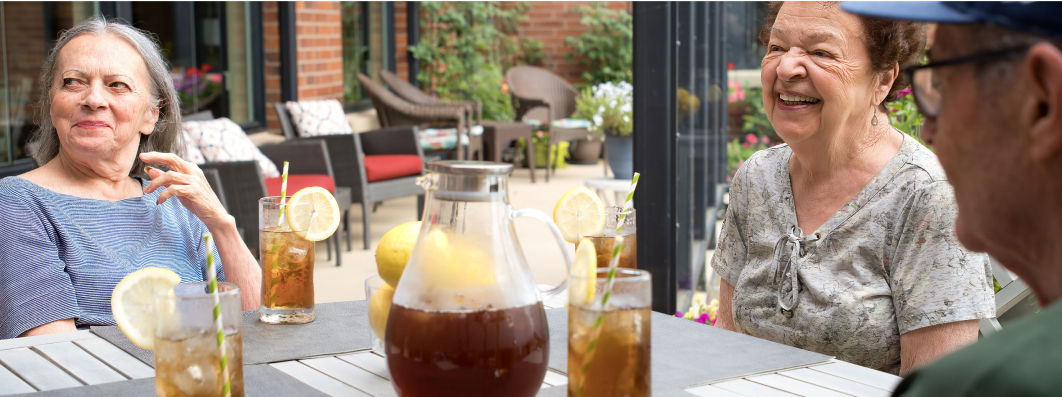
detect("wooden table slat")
[269,361,372,397]
[0,331,96,351]
[542,369,568,387]
[747,373,855,397]
[0,348,83,391]
[0,362,37,395]
[779,368,891,397]
[31,342,127,385]
[713,379,801,397]
[810,362,902,391]
[685,384,755,397]
[300,357,397,397]
[336,352,390,380]
[73,338,155,379]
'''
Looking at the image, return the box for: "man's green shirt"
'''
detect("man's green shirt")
[894,299,1062,396]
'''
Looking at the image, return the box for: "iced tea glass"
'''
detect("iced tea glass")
[577,206,637,268]
[259,196,316,324]
[155,282,244,397]
[568,268,651,397]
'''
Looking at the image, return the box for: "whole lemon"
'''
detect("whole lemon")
[368,284,395,340]
[375,221,421,287]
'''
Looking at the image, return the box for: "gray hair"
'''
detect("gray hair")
[29,16,183,177]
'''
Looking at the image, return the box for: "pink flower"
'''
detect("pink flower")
[762,136,770,146]
[711,317,717,326]
[746,133,758,145]
[897,88,913,98]
[737,160,744,168]
[209,74,222,84]
[675,311,683,317]
[743,142,750,148]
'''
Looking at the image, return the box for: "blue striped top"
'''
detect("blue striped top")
[0,176,223,339]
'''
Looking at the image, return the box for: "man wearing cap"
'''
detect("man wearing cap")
[840,2,1062,395]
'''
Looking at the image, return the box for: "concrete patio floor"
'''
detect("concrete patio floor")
[311,161,612,303]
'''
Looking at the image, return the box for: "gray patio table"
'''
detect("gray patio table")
[0,296,901,396]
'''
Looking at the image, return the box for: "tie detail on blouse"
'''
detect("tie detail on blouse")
[773,226,820,314]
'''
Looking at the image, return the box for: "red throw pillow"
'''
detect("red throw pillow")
[264,174,335,197]
[362,155,423,182]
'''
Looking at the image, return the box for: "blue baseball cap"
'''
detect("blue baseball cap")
[840,2,1062,40]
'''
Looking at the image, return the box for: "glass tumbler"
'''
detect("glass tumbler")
[364,275,391,355]
[259,196,316,324]
[155,282,244,397]
[577,206,637,269]
[568,268,651,397]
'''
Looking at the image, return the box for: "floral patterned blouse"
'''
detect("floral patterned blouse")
[711,135,995,375]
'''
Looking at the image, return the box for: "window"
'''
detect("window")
[341,1,392,109]
[130,2,260,125]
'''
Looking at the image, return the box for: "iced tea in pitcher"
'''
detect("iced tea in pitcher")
[386,161,572,397]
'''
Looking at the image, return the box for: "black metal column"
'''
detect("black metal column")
[386,2,396,73]
[279,2,298,102]
[633,2,676,314]
[407,2,419,84]
[250,2,266,126]
[98,2,133,24]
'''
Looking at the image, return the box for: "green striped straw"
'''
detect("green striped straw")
[275,161,290,227]
[576,172,639,396]
[204,234,231,397]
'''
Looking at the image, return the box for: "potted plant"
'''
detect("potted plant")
[173,64,223,114]
[574,81,633,179]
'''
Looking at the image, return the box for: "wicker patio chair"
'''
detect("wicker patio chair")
[379,70,482,131]
[275,102,426,250]
[357,73,482,160]
[506,66,594,182]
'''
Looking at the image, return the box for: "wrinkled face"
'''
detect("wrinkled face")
[50,34,159,162]
[761,2,883,144]
[918,26,1028,253]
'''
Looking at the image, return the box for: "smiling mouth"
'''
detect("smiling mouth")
[779,94,821,106]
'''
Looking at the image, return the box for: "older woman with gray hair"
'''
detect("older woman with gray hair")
[0,17,261,339]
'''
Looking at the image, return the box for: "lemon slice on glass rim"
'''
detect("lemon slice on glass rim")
[553,187,605,244]
[286,186,341,241]
[111,267,181,349]
[569,238,598,307]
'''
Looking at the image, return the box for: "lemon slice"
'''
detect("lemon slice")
[111,267,181,349]
[286,186,341,241]
[553,187,605,243]
[569,239,597,307]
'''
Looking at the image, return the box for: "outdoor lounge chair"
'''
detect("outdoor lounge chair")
[357,73,482,161]
[506,65,594,182]
[379,70,482,133]
[275,102,426,250]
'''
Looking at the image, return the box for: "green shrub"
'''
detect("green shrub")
[565,3,632,87]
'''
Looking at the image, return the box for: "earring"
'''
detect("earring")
[871,106,880,126]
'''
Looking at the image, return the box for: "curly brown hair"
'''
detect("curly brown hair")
[759,2,926,107]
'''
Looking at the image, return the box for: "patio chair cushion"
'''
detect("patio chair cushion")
[264,174,335,196]
[182,118,281,178]
[181,136,206,164]
[362,154,422,182]
[418,125,484,151]
[285,99,354,137]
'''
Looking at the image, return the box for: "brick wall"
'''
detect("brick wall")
[263,2,282,133]
[295,2,344,101]
[518,1,631,84]
[392,1,630,85]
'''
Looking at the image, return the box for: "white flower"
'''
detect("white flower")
[609,100,618,109]
[623,115,630,123]
[620,103,632,113]
[597,105,606,114]
[593,115,603,126]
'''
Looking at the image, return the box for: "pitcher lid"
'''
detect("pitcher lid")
[427,161,514,175]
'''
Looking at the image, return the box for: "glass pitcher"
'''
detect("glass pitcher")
[385,161,572,397]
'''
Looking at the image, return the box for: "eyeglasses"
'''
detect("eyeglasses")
[901,46,1029,118]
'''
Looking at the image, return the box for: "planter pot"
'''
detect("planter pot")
[605,132,634,180]
[569,137,602,165]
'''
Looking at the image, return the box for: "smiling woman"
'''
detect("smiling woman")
[0,17,261,340]
[711,1,996,377]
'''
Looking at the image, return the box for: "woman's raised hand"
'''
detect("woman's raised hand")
[140,152,230,230]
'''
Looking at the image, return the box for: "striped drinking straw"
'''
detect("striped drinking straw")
[203,234,231,397]
[276,162,290,227]
[577,172,639,396]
